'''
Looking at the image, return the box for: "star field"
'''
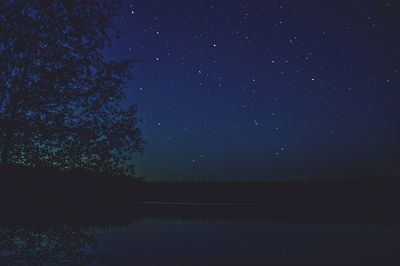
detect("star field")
[104,0,400,181]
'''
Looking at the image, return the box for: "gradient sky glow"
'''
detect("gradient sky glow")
[104,0,400,181]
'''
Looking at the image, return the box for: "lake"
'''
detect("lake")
[1,204,400,265]
[98,218,400,265]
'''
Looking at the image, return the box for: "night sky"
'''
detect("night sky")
[104,0,400,181]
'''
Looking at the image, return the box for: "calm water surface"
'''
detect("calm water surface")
[97,217,400,265]
[1,205,400,265]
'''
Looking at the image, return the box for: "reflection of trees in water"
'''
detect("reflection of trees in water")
[0,225,108,265]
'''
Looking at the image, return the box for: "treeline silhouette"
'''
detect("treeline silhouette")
[2,164,400,206]
[1,164,400,226]
[0,164,142,224]
[137,177,400,206]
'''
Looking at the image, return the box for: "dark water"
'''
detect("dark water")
[98,219,400,266]
[1,204,400,265]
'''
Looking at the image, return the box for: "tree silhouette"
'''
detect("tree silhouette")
[0,0,144,175]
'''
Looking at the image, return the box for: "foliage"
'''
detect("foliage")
[0,0,144,175]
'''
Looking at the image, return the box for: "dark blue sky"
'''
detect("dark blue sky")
[104,0,400,181]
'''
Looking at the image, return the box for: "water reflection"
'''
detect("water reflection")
[1,204,400,265]
[0,225,108,265]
